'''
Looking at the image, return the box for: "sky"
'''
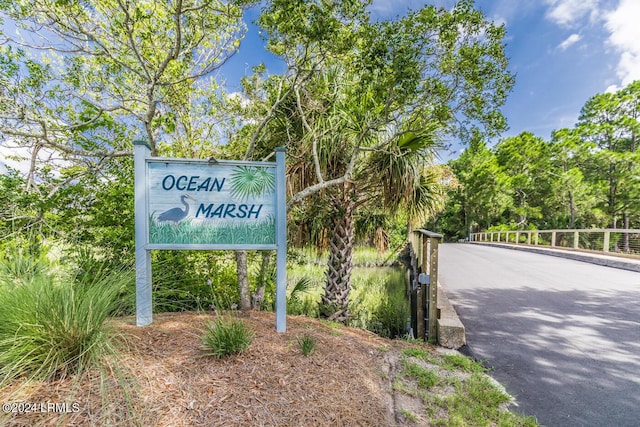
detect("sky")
[219,0,640,159]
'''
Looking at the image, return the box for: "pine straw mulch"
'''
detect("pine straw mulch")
[0,311,439,427]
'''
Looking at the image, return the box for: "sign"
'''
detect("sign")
[134,142,287,332]
[147,160,277,248]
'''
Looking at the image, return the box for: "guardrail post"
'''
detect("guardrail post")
[603,231,610,252]
[551,231,556,247]
[428,236,439,341]
[515,231,520,244]
[573,231,579,249]
[419,237,428,340]
[534,231,539,245]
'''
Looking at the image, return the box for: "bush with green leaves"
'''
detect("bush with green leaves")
[201,316,254,358]
[0,247,131,384]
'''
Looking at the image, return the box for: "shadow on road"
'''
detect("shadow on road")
[448,286,640,427]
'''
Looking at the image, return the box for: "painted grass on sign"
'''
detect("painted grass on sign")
[149,216,276,245]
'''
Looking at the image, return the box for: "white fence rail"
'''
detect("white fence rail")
[470,229,640,257]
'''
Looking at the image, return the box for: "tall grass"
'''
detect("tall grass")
[0,249,132,384]
[149,216,276,245]
[287,259,410,338]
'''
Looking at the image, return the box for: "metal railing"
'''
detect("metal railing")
[406,229,442,341]
[470,229,640,257]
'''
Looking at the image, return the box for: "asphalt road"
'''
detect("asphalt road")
[438,243,640,427]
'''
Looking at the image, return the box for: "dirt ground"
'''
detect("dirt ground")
[1,311,439,427]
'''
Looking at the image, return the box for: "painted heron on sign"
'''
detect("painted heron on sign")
[157,194,196,223]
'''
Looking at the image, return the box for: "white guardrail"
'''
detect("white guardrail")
[470,229,640,257]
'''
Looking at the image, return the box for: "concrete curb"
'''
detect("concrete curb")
[437,282,466,349]
[471,242,640,273]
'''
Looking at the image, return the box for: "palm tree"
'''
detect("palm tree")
[316,128,444,322]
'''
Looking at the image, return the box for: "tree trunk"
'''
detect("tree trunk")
[568,190,576,229]
[236,250,251,310]
[623,213,630,253]
[320,185,355,323]
[252,251,272,309]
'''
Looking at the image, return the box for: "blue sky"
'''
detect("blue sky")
[220,0,640,158]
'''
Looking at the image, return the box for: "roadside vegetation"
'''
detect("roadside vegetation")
[396,348,538,426]
[0,243,541,426]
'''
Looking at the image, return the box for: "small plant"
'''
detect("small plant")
[401,359,438,388]
[201,317,254,358]
[439,353,485,373]
[400,408,419,423]
[297,334,316,356]
[402,347,429,359]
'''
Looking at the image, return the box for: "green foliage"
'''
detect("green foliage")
[287,277,316,316]
[401,347,430,360]
[201,316,254,358]
[401,359,438,388]
[436,80,640,238]
[399,408,419,423]
[350,268,410,338]
[152,251,239,313]
[0,247,129,384]
[431,373,538,427]
[439,353,486,373]
[296,334,316,356]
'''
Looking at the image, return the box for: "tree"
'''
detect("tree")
[577,81,640,232]
[494,132,553,228]
[548,128,601,229]
[0,0,250,237]
[447,138,512,235]
[234,0,513,321]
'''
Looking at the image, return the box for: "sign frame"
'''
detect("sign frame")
[134,141,287,332]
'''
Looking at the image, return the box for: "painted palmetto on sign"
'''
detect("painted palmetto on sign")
[230,166,276,200]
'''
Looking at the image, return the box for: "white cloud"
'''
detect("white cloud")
[367,0,453,18]
[605,84,619,93]
[544,0,600,26]
[557,33,582,50]
[604,0,640,85]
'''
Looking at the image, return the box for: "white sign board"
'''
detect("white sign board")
[147,160,277,248]
[134,142,287,331]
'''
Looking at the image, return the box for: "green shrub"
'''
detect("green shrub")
[201,317,254,358]
[152,250,240,313]
[297,334,316,356]
[0,260,130,384]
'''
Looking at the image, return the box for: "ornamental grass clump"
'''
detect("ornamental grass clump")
[201,316,254,358]
[0,252,130,384]
[296,334,316,356]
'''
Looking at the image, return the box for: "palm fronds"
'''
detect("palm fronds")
[230,166,275,200]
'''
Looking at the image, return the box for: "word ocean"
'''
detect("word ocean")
[161,175,225,192]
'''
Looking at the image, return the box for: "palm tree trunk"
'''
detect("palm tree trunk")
[320,185,355,323]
